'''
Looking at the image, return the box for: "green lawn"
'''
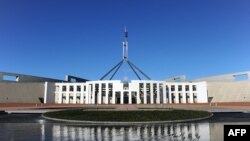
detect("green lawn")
[44,110,212,122]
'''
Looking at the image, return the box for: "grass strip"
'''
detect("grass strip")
[44,110,211,122]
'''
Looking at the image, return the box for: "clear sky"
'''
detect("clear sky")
[0,0,250,80]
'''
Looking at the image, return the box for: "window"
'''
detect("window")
[192,85,197,91]
[123,83,129,90]
[108,83,112,88]
[102,83,105,91]
[77,86,81,91]
[70,86,74,91]
[171,85,175,91]
[193,94,197,103]
[95,84,99,91]
[62,86,67,91]
[178,85,182,91]
[3,75,17,81]
[139,83,143,91]
[70,78,76,82]
[179,93,182,98]
[153,84,157,94]
[185,85,189,91]
[234,74,248,81]
[108,83,113,90]
[146,83,150,92]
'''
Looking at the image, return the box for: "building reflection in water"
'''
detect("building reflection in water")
[2,113,250,141]
[51,122,210,141]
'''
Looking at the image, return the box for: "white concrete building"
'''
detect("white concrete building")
[50,80,207,104]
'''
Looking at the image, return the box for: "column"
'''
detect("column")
[66,85,70,104]
[189,84,194,103]
[98,84,102,104]
[163,84,167,104]
[73,85,77,104]
[80,84,84,104]
[143,83,147,104]
[156,83,160,104]
[112,90,116,104]
[128,91,132,104]
[150,83,154,104]
[136,91,140,104]
[86,84,90,104]
[183,85,187,103]
[120,92,124,104]
[105,83,109,104]
[58,85,62,104]
[92,84,95,104]
[168,84,172,103]
[175,84,179,103]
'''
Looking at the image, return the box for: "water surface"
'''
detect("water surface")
[0,113,250,141]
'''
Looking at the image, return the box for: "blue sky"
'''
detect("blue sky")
[0,0,250,80]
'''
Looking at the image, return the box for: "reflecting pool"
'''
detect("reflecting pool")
[0,113,250,141]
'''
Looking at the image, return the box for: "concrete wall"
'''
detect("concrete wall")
[0,72,63,82]
[207,81,250,102]
[193,71,250,82]
[44,82,56,103]
[0,82,45,103]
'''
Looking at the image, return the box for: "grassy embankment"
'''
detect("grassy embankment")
[44,109,212,122]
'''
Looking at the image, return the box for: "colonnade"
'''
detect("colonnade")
[54,81,207,104]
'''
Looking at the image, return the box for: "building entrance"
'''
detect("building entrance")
[115,92,121,104]
[123,92,129,104]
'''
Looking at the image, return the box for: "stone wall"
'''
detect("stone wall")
[0,82,45,103]
[207,81,250,102]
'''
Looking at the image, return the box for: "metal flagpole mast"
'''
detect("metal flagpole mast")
[123,26,128,60]
[100,27,151,80]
